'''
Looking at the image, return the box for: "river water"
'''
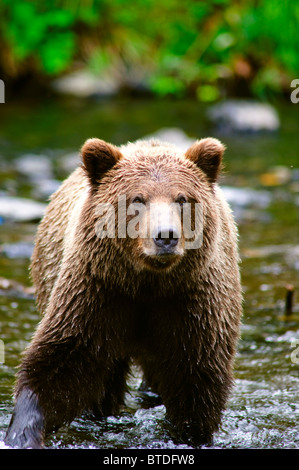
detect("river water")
[0,97,298,449]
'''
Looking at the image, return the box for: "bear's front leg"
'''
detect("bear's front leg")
[4,291,126,450]
[165,368,232,447]
[4,337,93,448]
[160,362,233,447]
[5,334,117,448]
[5,388,44,449]
[141,322,236,448]
[5,251,128,448]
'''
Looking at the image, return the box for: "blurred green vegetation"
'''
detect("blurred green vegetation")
[0,0,298,100]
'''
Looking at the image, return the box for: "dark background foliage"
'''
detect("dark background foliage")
[0,0,298,101]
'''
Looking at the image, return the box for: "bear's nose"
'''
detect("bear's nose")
[154,227,179,249]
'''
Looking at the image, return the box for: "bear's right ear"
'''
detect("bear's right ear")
[81,138,123,185]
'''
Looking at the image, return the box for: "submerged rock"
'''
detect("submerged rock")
[207,100,280,133]
[0,276,34,298]
[221,186,271,208]
[259,166,293,186]
[221,186,272,223]
[1,242,34,259]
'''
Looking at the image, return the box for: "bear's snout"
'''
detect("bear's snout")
[140,201,184,264]
[153,226,180,252]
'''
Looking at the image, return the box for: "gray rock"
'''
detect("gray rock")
[0,196,47,222]
[207,100,280,133]
[51,70,120,98]
[32,179,61,199]
[15,154,61,199]
[143,127,194,150]
[58,151,81,174]
[15,154,54,181]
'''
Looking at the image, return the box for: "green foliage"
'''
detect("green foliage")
[0,0,298,99]
[1,1,74,74]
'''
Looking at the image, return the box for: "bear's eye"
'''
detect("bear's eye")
[175,195,187,206]
[132,195,145,204]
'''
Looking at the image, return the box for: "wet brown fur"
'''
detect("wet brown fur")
[7,137,242,447]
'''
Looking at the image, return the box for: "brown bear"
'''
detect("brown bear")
[5,137,242,448]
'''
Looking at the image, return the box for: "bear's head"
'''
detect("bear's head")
[81,137,225,273]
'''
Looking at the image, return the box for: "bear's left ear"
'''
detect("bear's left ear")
[185,138,225,183]
[81,138,123,185]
